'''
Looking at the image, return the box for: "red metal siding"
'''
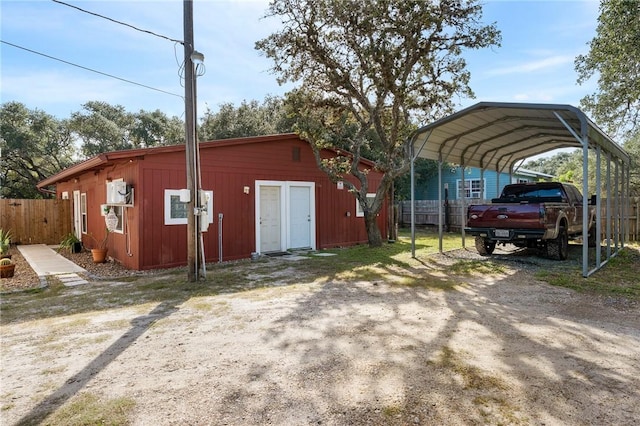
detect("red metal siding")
[192,138,386,256]
[54,135,387,270]
[200,169,256,261]
[139,152,189,269]
[55,161,141,270]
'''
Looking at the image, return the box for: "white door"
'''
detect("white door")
[289,186,311,248]
[73,190,82,239]
[260,186,281,252]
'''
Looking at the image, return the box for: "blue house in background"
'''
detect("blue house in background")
[417,167,554,201]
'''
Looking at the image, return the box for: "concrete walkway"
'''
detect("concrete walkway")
[17,244,89,287]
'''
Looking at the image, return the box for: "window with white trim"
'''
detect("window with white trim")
[164,189,214,225]
[355,193,376,217]
[456,179,485,199]
[80,193,87,234]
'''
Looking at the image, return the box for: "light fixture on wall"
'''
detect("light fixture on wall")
[243,186,250,194]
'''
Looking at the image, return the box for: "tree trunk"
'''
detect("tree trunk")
[365,213,383,247]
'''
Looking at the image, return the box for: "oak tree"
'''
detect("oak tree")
[199,96,293,140]
[575,0,640,140]
[0,102,75,198]
[69,101,184,158]
[256,0,500,246]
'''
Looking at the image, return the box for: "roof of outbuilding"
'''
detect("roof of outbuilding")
[411,102,629,172]
[36,132,379,190]
[36,133,303,189]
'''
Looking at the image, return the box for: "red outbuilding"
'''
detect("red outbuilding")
[37,133,388,270]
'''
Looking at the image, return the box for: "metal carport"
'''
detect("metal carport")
[409,102,631,277]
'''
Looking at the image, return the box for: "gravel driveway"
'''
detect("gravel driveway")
[1,246,639,425]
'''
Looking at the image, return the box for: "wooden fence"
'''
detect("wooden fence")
[400,198,640,242]
[627,197,640,241]
[0,199,72,245]
[399,199,468,231]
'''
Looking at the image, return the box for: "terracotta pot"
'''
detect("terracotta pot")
[0,263,15,278]
[91,248,108,263]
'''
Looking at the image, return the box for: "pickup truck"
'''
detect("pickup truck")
[465,182,596,260]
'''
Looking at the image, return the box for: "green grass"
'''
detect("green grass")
[1,229,464,324]
[296,230,464,284]
[435,346,508,391]
[432,346,527,424]
[2,231,638,325]
[447,259,507,276]
[41,392,135,426]
[382,404,403,418]
[535,245,640,299]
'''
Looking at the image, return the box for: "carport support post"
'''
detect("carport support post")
[460,165,466,248]
[606,151,612,258]
[613,160,620,248]
[496,165,500,197]
[627,163,631,245]
[438,159,443,253]
[622,163,628,247]
[596,146,602,267]
[410,144,416,258]
[581,129,589,277]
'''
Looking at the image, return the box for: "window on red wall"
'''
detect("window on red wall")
[81,193,87,234]
[164,189,214,225]
[355,193,376,217]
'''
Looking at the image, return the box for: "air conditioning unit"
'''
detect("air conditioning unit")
[106,181,128,204]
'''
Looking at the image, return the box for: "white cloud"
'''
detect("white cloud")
[512,92,554,102]
[486,55,575,76]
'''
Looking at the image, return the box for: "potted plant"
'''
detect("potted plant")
[0,257,15,278]
[58,232,83,254]
[0,229,13,259]
[88,228,110,263]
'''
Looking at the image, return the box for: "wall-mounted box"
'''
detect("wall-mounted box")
[106,181,128,204]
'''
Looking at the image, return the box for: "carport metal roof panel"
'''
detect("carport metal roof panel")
[411,102,629,172]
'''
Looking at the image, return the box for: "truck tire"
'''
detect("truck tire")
[546,226,568,260]
[475,236,496,256]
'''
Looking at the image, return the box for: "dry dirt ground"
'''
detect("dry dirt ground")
[1,247,639,425]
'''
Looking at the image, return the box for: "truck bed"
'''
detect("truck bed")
[467,203,548,230]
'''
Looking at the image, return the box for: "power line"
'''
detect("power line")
[51,0,184,45]
[1,40,184,99]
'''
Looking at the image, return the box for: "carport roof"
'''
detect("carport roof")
[411,102,629,172]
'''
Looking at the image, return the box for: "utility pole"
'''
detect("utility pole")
[183,0,198,281]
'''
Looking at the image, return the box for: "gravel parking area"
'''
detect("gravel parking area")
[1,244,639,425]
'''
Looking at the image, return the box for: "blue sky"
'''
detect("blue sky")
[1,0,601,123]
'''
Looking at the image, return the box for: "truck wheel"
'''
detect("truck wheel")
[475,236,496,256]
[547,226,569,260]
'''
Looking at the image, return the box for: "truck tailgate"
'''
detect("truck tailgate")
[467,203,543,229]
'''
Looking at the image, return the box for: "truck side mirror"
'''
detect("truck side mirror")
[590,194,597,205]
